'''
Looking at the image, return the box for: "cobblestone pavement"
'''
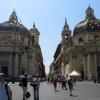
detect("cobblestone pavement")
[10,81,100,100]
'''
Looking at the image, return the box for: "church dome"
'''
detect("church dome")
[0,10,30,37]
[73,6,100,35]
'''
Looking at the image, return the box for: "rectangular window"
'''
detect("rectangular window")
[94,35,99,39]
[21,37,24,42]
[78,37,83,43]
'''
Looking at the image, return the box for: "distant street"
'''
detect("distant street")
[10,81,100,100]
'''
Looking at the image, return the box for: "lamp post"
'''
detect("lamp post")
[12,22,17,82]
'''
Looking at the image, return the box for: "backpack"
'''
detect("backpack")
[19,81,22,86]
[32,78,39,87]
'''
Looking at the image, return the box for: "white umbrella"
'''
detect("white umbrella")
[69,70,80,76]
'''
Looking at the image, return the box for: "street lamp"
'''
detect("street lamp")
[12,21,18,82]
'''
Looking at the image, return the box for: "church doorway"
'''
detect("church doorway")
[0,61,9,76]
[97,66,100,81]
[80,70,84,80]
[1,66,8,75]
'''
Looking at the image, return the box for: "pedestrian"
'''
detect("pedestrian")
[47,77,50,84]
[0,73,12,100]
[93,78,97,83]
[68,77,73,96]
[53,78,57,91]
[31,74,40,100]
[61,77,67,90]
[21,74,28,100]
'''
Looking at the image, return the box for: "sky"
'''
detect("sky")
[0,0,99,74]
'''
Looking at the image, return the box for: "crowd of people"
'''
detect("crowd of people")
[0,72,78,100]
[51,75,76,96]
[0,72,40,100]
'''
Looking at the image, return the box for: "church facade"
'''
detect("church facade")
[50,6,100,80]
[0,10,45,78]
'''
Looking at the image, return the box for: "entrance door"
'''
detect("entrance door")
[81,70,84,80]
[97,66,100,81]
[1,66,8,75]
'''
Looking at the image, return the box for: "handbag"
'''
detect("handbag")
[19,81,22,86]
[30,82,33,86]
[26,91,31,99]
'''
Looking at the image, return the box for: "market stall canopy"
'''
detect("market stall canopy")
[69,70,80,76]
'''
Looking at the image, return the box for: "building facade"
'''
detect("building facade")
[0,10,45,78]
[50,6,100,80]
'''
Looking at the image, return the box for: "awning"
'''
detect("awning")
[69,70,80,76]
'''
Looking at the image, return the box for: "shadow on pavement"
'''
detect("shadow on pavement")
[55,90,61,92]
[71,94,78,97]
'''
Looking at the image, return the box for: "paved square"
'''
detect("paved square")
[10,81,100,100]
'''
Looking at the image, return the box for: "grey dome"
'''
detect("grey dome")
[0,10,30,37]
[73,6,100,35]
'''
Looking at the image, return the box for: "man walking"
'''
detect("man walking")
[61,77,67,90]
[68,77,73,96]
[0,73,12,100]
[32,74,40,100]
[21,74,28,100]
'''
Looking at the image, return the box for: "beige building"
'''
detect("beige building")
[50,6,100,80]
[0,10,45,78]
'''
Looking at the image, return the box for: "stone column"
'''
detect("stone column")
[94,54,97,78]
[27,49,34,75]
[83,56,87,79]
[14,53,19,77]
[87,54,91,80]
[61,62,65,76]
[28,57,33,75]
[69,53,73,73]
[32,54,36,75]
[9,54,12,76]
[73,57,75,70]
[75,56,77,70]
[18,54,22,75]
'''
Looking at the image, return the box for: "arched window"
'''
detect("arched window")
[32,36,35,46]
